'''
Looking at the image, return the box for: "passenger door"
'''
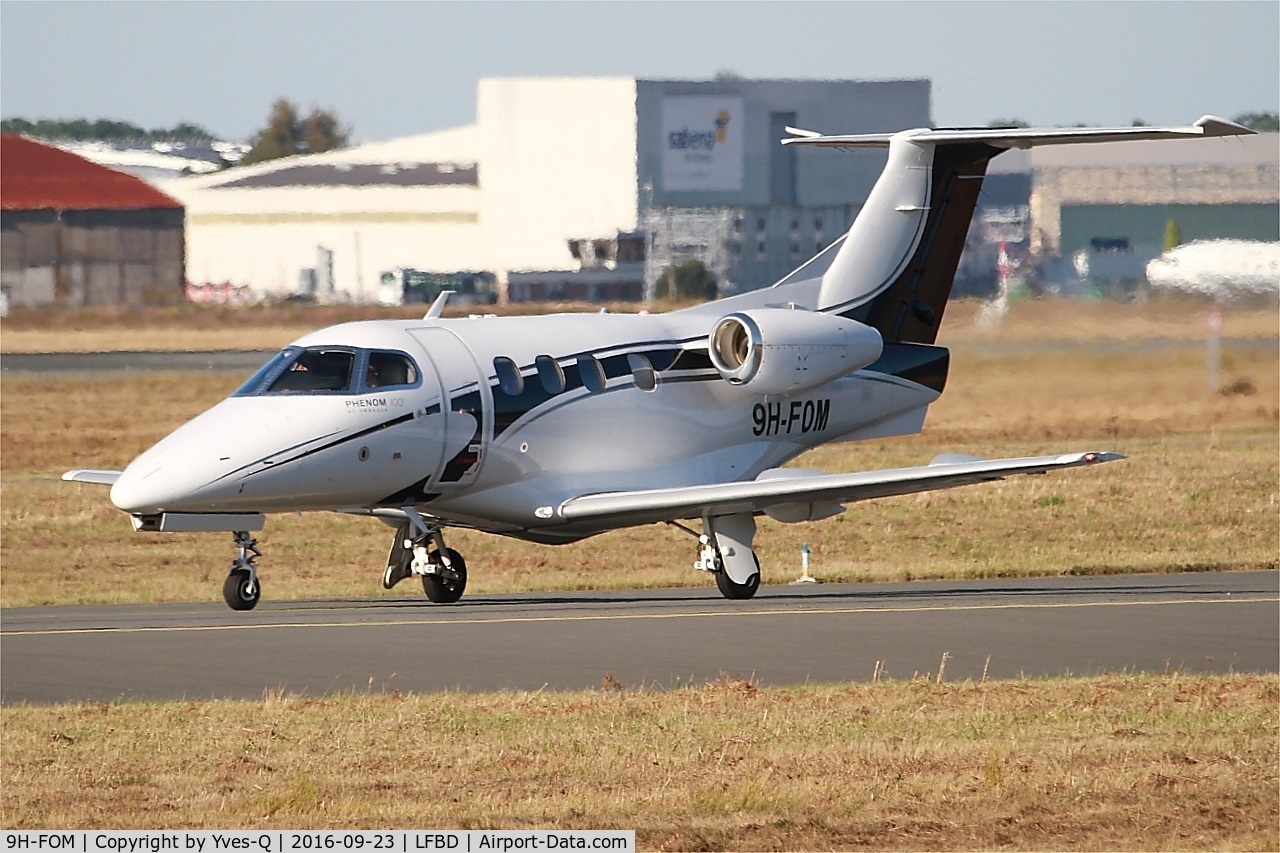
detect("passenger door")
[408,328,489,489]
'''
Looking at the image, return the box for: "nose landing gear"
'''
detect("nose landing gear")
[223,530,262,610]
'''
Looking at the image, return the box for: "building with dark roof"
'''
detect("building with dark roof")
[1,135,185,308]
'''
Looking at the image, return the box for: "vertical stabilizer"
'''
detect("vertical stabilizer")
[782,116,1254,344]
[814,135,998,343]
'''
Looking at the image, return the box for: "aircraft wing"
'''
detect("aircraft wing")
[556,452,1123,528]
[62,469,123,485]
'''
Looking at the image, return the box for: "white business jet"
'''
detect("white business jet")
[65,116,1253,610]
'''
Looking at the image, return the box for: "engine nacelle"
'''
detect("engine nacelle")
[708,308,883,395]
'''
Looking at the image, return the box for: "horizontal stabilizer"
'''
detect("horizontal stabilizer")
[782,115,1255,149]
[62,469,123,485]
[557,451,1124,528]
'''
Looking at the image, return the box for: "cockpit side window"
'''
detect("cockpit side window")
[236,347,425,396]
[363,350,420,391]
[267,348,355,393]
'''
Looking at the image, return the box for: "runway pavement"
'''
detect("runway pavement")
[0,350,272,374]
[2,571,1276,703]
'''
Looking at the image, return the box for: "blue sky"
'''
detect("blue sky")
[2,1,1276,143]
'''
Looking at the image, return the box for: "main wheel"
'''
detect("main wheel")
[422,548,467,603]
[714,553,761,600]
[223,568,261,611]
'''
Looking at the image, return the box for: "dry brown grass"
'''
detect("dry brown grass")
[939,295,1279,345]
[2,293,1276,353]
[0,300,678,353]
[1,299,1277,606]
[3,674,1277,850]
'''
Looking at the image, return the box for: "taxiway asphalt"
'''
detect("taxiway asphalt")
[2,571,1276,703]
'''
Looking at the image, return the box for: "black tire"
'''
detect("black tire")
[714,553,761,600]
[223,568,261,611]
[422,548,467,603]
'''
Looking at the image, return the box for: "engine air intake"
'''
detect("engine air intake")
[708,308,883,396]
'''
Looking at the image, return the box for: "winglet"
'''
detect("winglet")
[1193,114,1256,137]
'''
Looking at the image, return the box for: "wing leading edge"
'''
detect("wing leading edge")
[556,452,1124,528]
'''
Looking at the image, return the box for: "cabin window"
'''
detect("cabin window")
[494,357,523,395]
[536,355,565,394]
[363,351,420,391]
[577,354,607,394]
[627,353,657,392]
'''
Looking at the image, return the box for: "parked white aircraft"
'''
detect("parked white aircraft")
[66,116,1253,610]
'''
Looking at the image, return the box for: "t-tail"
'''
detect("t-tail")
[784,115,1254,344]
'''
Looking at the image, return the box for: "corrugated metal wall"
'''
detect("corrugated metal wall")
[0,208,185,308]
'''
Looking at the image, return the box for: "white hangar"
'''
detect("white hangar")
[164,76,933,302]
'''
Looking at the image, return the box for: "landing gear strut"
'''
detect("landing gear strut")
[383,510,468,604]
[223,530,262,610]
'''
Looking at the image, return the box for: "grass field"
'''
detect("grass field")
[2,294,1278,353]
[3,674,1277,849]
[2,296,1277,848]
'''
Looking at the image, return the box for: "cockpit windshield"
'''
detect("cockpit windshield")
[234,347,422,397]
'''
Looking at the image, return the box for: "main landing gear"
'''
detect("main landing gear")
[676,513,763,600]
[383,511,468,604]
[223,530,262,610]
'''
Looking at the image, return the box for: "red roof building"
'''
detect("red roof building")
[1,136,185,308]
[1,135,183,211]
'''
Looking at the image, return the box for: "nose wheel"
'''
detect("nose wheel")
[223,531,262,611]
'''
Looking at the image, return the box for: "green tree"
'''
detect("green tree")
[654,260,717,301]
[302,108,348,155]
[161,122,215,143]
[987,118,1030,128]
[1233,111,1279,132]
[242,98,301,165]
[1,116,215,144]
[241,99,350,166]
[1163,218,1183,253]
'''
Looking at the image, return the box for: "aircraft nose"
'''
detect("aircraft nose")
[110,447,221,514]
[108,398,288,514]
[110,460,171,514]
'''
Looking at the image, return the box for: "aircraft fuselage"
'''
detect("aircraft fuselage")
[109,312,940,543]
